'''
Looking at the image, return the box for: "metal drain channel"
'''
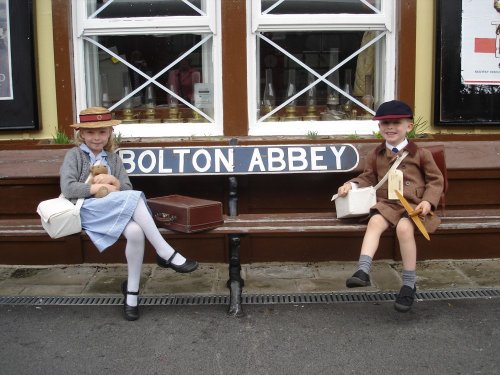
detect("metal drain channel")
[1,288,499,306]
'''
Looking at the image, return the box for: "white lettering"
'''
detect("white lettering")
[310,147,327,170]
[268,148,286,171]
[158,150,173,173]
[329,146,346,170]
[248,149,266,172]
[288,147,308,171]
[173,149,191,173]
[119,150,136,173]
[215,148,234,173]
[137,150,156,173]
[192,149,211,172]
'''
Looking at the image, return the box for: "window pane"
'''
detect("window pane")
[84,34,213,123]
[87,0,204,19]
[261,0,381,15]
[257,31,383,122]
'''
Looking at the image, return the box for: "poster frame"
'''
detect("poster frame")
[0,0,38,131]
[434,0,500,126]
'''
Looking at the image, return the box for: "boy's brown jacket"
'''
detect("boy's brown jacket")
[349,141,444,233]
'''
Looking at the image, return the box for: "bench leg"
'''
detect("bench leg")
[227,234,244,317]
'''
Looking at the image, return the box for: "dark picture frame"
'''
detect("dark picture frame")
[434,0,500,126]
[0,0,38,131]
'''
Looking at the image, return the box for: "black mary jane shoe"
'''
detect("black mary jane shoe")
[156,251,199,273]
[121,281,139,321]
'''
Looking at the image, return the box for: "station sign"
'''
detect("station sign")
[117,144,359,176]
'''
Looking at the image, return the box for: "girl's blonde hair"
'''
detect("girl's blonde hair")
[74,128,117,152]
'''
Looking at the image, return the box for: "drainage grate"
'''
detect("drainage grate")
[1,288,499,306]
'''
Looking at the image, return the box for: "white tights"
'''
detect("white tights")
[122,199,186,306]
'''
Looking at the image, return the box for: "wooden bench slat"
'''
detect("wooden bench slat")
[2,209,500,236]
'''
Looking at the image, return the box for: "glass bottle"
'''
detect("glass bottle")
[303,72,319,121]
[165,83,181,123]
[262,68,277,121]
[188,70,204,122]
[341,69,353,117]
[142,71,160,122]
[263,69,276,110]
[121,72,135,123]
[281,69,299,121]
[145,85,155,108]
[100,73,111,108]
[326,48,340,109]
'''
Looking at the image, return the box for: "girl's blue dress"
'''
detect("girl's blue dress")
[77,144,144,252]
[80,191,144,252]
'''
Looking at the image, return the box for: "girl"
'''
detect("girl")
[60,107,198,321]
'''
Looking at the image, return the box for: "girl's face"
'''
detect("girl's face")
[378,118,413,146]
[80,127,112,155]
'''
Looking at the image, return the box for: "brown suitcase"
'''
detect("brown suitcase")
[147,195,224,233]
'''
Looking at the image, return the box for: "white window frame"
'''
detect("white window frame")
[247,0,397,136]
[72,0,223,138]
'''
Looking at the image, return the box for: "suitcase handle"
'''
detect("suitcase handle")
[154,212,177,224]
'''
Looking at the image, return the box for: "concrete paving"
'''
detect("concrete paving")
[1,258,499,296]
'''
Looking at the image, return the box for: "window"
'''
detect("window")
[248,0,396,136]
[72,0,222,137]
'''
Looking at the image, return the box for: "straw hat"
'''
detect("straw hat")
[70,107,121,129]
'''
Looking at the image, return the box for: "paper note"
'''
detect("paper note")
[388,169,403,200]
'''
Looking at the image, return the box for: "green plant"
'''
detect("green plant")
[52,131,72,144]
[114,131,122,145]
[306,130,318,139]
[407,115,430,139]
[347,132,361,140]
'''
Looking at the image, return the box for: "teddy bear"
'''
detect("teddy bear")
[89,164,109,198]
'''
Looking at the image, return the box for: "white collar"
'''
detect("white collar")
[386,139,408,152]
[79,144,108,165]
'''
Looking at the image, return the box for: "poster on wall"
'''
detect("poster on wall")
[0,0,13,100]
[0,0,38,130]
[434,0,500,126]
[461,0,500,85]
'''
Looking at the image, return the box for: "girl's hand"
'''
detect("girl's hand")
[415,200,432,216]
[90,183,118,195]
[337,183,352,197]
[93,174,121,189]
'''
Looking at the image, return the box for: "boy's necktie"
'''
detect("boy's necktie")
[392,147,399,153]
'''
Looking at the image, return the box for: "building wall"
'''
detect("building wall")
[0,0,499,142]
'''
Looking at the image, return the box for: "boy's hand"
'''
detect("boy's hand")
[337,183,352,197]
[415,200,432,216]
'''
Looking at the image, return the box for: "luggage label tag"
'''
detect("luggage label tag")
[388,169,403,200]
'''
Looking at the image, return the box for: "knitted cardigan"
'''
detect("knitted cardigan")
[59,147,132,203]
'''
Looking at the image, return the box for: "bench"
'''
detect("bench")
[2,141,500,317]
[2,209,500,317]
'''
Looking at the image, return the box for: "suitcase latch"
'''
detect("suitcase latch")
[154,212,177,223]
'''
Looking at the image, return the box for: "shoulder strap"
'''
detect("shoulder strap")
[374,151,408,191]
[371,148,378,180]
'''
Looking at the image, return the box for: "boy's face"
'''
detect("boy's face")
[378,118,413,145]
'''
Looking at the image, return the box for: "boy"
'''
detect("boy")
[337,100,444,312]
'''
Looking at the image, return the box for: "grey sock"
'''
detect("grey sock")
[402,269,416,288]
[357,255,372,274]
